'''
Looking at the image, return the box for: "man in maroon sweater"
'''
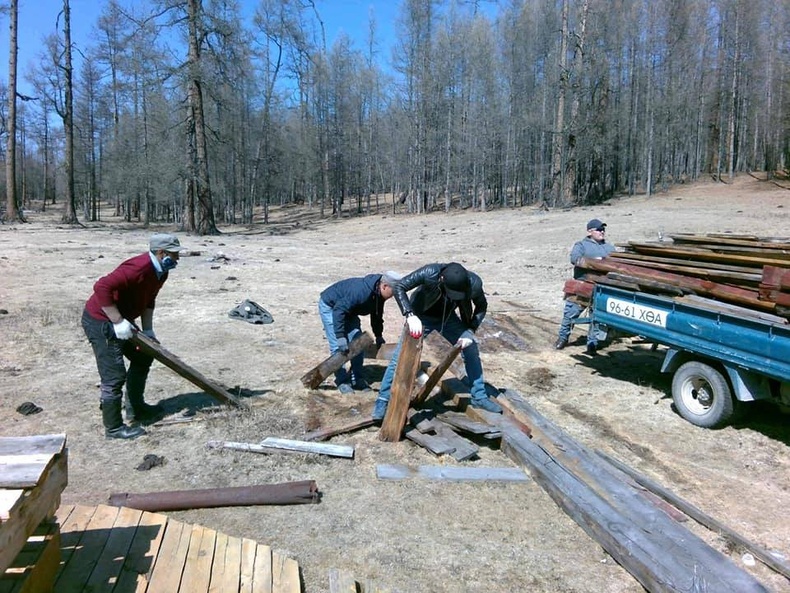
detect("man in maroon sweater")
[82,234,185,439]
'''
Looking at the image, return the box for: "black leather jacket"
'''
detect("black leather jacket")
[393,263,487,331]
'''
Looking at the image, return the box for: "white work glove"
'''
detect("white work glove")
[406,314,423,338]
[456,336,474,350]
[141,329,157,342]
[112,319,135,340]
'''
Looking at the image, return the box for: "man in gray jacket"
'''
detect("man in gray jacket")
[372,262,502,420]
[555,218,616,354]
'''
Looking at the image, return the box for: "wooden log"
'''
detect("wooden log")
[597,450,790,580]
[131,333,248,409]
[302,417,376,442]
[376,464,529,482]
[300,332,374,389]
[499,390,769,593]
[207,438,354,459]
[378,326,422,442]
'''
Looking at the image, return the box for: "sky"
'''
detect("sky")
[0,0,403,96]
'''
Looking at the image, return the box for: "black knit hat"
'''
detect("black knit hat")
[441,263,470,301]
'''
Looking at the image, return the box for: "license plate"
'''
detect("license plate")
[606,297,668,328]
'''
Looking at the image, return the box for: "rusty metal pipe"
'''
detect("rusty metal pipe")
[108,480,319,512]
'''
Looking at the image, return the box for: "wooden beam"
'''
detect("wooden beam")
[302,417,376,442]
[378,326,422,442]
[597,450,790,580]
[131,333,248,409]
[499,390,768,593]
[300,332,374,389]
[411,343,461,406]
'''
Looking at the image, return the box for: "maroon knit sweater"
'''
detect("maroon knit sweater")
[85,253,167,322]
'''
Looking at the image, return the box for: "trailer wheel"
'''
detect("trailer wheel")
[671,361,735,428]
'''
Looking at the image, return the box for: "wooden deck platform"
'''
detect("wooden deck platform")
[52,504,301,593]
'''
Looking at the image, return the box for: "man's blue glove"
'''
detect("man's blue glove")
[336,337,349,354]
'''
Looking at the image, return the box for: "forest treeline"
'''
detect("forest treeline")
[2,0,789,234]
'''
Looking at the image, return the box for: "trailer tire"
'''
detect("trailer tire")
[671,361,735,428]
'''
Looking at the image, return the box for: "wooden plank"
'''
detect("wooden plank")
[250,543,273,593]
[379,326,422,442]
[669,233,790,250]
[209,533,241,593]
[146,519,191,592]
[271,553,300,593]
[598,450,790,580]
[435,411,500,435]
[0,452,67,575]
[54,504,119,593]
[431,422,479,462]
[0,520,60,593]
[328,568,357,593]
[676,294,789,324]
[0,454,57,489]
[260,438,354,459]
[376,464,529,482]
[403,428,456,456]
[81,505,143,592]
[411,343,462,406]
[624,242,790,267]
[206,439,354,459]
[239,539,260,593]
[300,332,374,389]
[114,508,169,593]
[0,436,66,458]
[131,332,248,409]
[302,418,376,442]
[421,331,466,380]
[611,251,761,274]
[180,524,216,593]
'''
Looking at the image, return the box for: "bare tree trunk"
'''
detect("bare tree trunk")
[726,4,740,181]
[550,0,569,207]
[5,0,24,222]
[61,0,78,224]
[563,0,589,204]
[187,0,218,235]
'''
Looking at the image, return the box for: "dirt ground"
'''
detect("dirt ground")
[2,175,790,593]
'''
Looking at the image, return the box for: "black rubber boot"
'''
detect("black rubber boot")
[125,372,164,424]
[102,399,146,439]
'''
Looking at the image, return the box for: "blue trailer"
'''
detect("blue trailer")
[587,283,790,428]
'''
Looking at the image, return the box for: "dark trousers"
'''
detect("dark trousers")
[81,309,153,404]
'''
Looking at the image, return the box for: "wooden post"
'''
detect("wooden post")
[130,333,248,409]
[378,325,422,442]
[300,332,374,389]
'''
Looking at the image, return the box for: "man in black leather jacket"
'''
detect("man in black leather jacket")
[372,262,502,419]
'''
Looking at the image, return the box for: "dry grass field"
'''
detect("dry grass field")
[1,174,789,592]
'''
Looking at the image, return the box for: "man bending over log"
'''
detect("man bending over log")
[319,271,402,394]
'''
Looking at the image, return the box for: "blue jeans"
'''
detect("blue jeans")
[378,314,486,403]
[558,300,606,346]
[318,299,363,385]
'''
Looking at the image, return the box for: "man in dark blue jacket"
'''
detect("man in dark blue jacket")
[372,262,502,420]
[319,271,402,393]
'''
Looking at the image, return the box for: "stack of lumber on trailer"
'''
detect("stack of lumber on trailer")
[563,233,790,320]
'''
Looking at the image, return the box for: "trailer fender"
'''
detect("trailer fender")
[722,366,773,402]
[662,349,770,403]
